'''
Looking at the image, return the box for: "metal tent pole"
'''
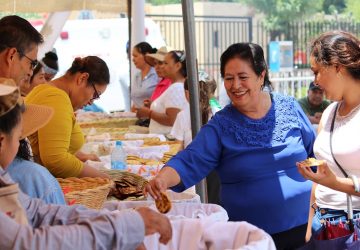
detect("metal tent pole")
[181,0,208,203]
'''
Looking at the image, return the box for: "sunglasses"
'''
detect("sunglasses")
[90,81,101,101]
[18,51,38,70]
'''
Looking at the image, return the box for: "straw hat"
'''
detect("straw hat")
[0,79,19,117]
[0,78,54,138]
[145,46,172,66]
[21,103,54,138]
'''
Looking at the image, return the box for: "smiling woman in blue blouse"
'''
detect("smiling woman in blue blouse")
[145,43,316,250]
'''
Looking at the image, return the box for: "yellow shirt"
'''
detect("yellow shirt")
[25,84,84,177]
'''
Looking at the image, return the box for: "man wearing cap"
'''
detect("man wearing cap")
[298,82,330,125]
[0,15,43,85]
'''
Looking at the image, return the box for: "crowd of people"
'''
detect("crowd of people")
[1,13,360,250]
[0,15,171,249]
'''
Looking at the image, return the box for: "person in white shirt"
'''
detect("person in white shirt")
[170,71,219,149]
[137,50,187,134]
[297,30,360,242]
[170,72,222,204]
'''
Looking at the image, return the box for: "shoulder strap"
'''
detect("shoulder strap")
[330,104,355,228]
[330,103,348,178]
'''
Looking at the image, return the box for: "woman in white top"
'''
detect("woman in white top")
[170,73,222,204]
[170,72,218,149]
[137,50,187,134]
[297,31,360,241]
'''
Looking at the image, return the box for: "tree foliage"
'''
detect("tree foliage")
[147,0,241,5]
[241,0,323,39]
[345,0,360,21]
[147,0,181,5]
[323,0,346,14]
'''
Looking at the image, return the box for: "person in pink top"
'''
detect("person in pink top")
[144,46,172,106]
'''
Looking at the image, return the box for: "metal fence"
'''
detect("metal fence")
[253,20,360,69]
[147,14,252,94]
[270,70,314,99]
[148,15,360,98]
[252,20,360,98]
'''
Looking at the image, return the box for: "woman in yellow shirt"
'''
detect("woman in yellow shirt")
[25,56,109,178]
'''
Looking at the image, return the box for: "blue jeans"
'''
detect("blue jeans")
[312,207,360,234]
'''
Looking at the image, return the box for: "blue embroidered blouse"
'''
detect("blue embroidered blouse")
[168,93,316,234]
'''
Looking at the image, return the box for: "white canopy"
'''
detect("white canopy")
[0,0,206,202]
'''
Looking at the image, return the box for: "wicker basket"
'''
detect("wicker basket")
[100,170,149,201]
[79,118,137,128]
[57,177,113,209]
[101,170,148,186]
[81,127,135,135]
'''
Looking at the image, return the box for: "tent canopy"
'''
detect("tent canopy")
[0,0,127,13]
[0,0,206,202]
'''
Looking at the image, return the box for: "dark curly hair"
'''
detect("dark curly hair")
[311,30,360,80]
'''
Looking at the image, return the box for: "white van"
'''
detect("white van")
[50,18,165,112]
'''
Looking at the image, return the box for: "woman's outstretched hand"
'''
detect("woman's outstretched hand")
[144,176,168,200]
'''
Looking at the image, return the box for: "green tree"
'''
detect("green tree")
[204,0,241,2]
[323,0,346,14]
[345,0,360,21]
[147,0,241,5]
[147,0,181,5]
[241,0,323,40]
[0,12,43,19]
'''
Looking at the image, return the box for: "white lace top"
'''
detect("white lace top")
[314,102,360,210]
[149,82,187,134]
